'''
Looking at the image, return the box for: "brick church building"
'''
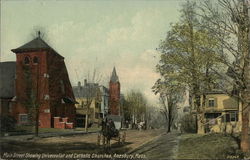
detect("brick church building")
[109,67,120,115]
[9,34,76,128]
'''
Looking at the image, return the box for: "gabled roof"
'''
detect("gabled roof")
[11,36,64,58]
[73,83,100,99]
[0,62,16,98]
[204,90,226,95]
[110,67,119,83]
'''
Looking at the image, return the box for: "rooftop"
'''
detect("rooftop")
[110,67,119,83]
[11,35,64,58]
[0,61,16,98]
[73,81,100,98]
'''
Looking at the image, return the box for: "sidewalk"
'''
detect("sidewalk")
[0,130,99,141]
[129,132,180,159]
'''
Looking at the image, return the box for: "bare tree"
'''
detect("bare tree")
[159,94,178,133]
[75,68,102,132]
[124,90,147,128]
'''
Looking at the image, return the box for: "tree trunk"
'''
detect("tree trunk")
[85,113,88,133]
[197,113,205,134]
[194,93,205,134]
[240,0,250,152]
[196,97,205,134]
[241,100,249,152]
[35,107,39,137]
[167,122,171,133]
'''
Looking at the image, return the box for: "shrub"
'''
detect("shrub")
[0,115,16,132]
[180,114,196,133]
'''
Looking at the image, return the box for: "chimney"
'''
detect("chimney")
[78,81,81,87]
[84,79,87,86]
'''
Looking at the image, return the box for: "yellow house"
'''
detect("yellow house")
[73,80,102,128]
[75,98,101,126]
[201,91,249,133]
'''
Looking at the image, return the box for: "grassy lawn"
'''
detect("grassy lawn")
[8,126,101,135]
[74,127,101,132]
[177,133,241,159]
[13,126,73,134]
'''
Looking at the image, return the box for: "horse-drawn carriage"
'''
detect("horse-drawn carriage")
[97,115,126,147]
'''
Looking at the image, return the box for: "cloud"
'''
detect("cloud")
[1,1,180,105]
[49,8,165,105]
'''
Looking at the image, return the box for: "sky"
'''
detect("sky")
[0,0,182,105]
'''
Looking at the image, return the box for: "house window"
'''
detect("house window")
[208,98,215,107]
[100,113,103,118]
[33,57,39,64]
[24,57,30,65]
[19,114,28,123]
[225,111,238,122]
[230,112,237,121]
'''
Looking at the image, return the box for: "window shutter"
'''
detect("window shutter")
[226,113,230,122]
[214,98,218,107]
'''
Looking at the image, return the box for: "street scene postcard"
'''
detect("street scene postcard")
[1,0,250,159]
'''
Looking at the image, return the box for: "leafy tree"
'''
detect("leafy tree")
[153,77,184,132]
[199,0,250,152]
[155,1,220,134]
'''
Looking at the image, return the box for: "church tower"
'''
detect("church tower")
[109,67,120,115]
[11,33,76,128]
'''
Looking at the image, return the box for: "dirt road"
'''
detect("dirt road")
[1,129,164,155]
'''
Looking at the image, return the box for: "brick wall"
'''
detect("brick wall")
[12,49,76,128]
[109,82,120,115]
[54,117,73,129]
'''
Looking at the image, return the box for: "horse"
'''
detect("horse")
[99,119,119,148]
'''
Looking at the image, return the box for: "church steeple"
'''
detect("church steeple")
[110,67,119,83]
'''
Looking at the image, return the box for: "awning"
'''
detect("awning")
[62,97,78,104]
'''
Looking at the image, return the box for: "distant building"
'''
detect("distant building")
[108,67,122,129]
[0,62,16,117]
[10,35,76,128]
[109,67,120,115]
[73,80,101,127]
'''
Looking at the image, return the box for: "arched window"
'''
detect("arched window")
[24,57,30,65]
[33,57,39,64]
